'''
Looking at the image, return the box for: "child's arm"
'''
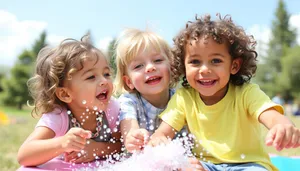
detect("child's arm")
[259,108,300,151]
[120,119,150,152]
[65,132,122,163]
[17,127,91,166]
[148,121,177,146]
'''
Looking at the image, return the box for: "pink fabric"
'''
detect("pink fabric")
[35,98,120,136]
[17,158,104,171]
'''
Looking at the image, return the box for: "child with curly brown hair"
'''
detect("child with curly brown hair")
[17,36,122,167]
[148,14,300,171]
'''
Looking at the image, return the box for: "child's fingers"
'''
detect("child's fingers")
[64,151,78,162]
[265,127,276,146]
[132,129,149,142]
[127,135,145,147]
[289,133,299,148]
[148,136,169,146]
[139,129,150,143]
[72,154,92,164]
[70,141,86,152]
[126,143,143,153]
[281,126,293,148]
[273,127,286,151]
[73,128,92,139]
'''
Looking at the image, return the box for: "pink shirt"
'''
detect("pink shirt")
[36,98,120,137]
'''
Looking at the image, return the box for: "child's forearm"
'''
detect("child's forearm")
[259,108,294,129]
[17,136,65,166]
[90,141,122,158]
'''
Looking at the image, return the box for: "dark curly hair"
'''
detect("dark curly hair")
[172,14,258,87]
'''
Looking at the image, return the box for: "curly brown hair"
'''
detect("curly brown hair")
[172,14,258,87]
[27,36,106,117]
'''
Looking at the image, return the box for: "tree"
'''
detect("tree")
[0,32,47,109]
[107,38,117,76]
[280,46,300,100]
[268,0,297,72]
[255,0,296,99]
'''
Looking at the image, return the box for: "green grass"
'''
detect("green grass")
[0,106,300,170]
[0,106,37,171]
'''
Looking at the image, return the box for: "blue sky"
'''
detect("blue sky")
[1,0,300,66]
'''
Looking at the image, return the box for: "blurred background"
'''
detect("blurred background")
[0,0,299,170]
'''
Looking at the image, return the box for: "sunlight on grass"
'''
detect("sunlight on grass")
[0,107,37,171]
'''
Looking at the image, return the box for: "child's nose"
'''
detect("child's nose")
[145,63,156,73]
[98,78,108,86]
[199,64,211,74]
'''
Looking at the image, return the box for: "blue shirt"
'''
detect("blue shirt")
[118,89,175,134]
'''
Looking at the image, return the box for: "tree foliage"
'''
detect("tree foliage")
[107,38,117,76]
[255,0,297,100]
[0,32,47,109]
[280,46,300,100]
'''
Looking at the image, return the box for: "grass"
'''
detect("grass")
[0,106,36,171]
[0,106,300,171]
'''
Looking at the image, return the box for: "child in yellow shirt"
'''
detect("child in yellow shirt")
[149,14,300,171]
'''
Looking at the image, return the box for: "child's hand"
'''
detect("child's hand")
[148,132,171,147]
[265,124,300,151]
[61,127,92,153]
[125,128,150,153]
[184,157,207,171]
[64,139,96,163]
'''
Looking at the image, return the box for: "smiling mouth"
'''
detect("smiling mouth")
[197,80,216,86]
[96,90,108,100]
[145,76,162,84]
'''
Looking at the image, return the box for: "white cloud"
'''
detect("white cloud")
[47,35,67,46]
[96,37,113,54]
[0,10,48,66]
[247,24,271,58]
[0,10,66,67]
[290,13,300,45]
[247,13,300,59]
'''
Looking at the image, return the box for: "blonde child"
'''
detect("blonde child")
[149,14,300,171]
[17,36,121,166]
[114,28,185,153]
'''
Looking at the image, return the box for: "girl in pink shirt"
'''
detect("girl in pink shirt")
[17,36,121,167]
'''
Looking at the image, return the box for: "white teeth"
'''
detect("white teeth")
[200,80,213,83]
[148,77,157,81]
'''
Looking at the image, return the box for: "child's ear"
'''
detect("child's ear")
[122,75,135,90]
[231,58,242,75]
[55,87,72,104]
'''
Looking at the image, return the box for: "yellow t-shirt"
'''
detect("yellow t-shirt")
[160,83,284,171]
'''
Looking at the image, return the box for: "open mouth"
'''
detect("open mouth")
[197,80,216,86]
[96,90,108,100]
[145,76,162,84]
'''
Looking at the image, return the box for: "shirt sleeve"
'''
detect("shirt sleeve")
[159,88,186,131]
[105,97,120,131]
[243,84,284,119]
[118,94,138,121]
[35,108,69,137]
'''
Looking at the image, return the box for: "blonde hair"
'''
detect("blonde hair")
[114,28,176,94]
[28,36,107,117]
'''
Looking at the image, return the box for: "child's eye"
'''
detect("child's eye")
[86,75,95,80]
[104,73,111,78]
[211,59,222,64]
[134,64,143,69]
[189,59,200,65]
[154,59,163,63]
